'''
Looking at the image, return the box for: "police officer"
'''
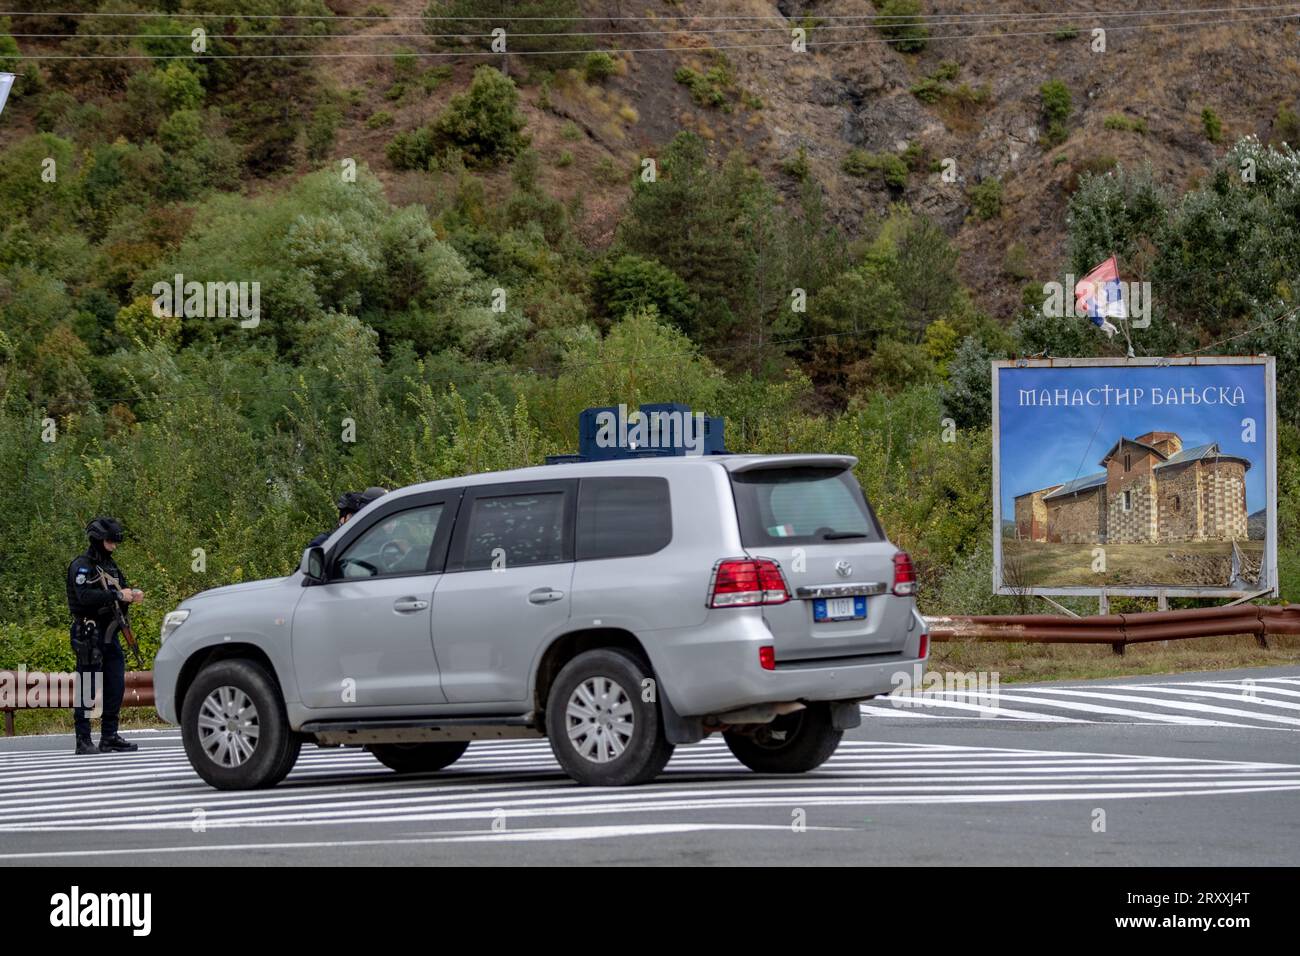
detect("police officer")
[308,487,388,548]
[67,517,142,755]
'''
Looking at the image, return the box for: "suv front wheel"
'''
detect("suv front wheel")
[181,659,301,790]
[723,704,842,774]
[546,648,674,786]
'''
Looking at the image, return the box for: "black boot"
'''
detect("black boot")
[98,734,138,753]
[74,736,97,755]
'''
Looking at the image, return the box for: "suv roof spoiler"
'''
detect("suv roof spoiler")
[724,454,859,472]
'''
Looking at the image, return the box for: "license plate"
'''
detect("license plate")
[813,596,866,622]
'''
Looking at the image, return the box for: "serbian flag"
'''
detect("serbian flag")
[1074,255,1124,338]
[0,74,14,120]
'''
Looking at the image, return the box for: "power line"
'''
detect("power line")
[10,4,1300,39]
[5,4,1298,21]
[6,10,1299,59]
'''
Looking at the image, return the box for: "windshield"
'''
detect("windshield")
[729,466,881,547]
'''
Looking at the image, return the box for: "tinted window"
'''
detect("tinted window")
[576,477,672,560]
[336,504,443,578]
[730,467,880,547]
[461,492,567,570]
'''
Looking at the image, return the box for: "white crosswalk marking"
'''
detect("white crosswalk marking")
[861,675,1300,729]
[0,737,1297,842]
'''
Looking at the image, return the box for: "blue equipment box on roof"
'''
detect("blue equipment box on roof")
[546,403,728,463]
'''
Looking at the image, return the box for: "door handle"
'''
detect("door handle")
[393,598,429,612]
[528,588,565,605]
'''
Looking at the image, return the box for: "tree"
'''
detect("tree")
[616,133,767,346]
[941,336,996,428]
[591,255,697,330]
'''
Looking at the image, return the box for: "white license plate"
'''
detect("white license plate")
[825,598,856,619]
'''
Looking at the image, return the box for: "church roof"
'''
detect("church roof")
[1099,436,1167,467]
[1155,442,1251,472]
[1043,471,1107,499]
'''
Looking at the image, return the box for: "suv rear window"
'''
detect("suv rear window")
[730,466,881,547]
[576,477,672,560]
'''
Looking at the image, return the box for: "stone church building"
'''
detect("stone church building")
[1014,431,1250,545]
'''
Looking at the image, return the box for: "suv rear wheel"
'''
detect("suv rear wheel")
[181,659,300,790]
[723,704,842,774]
[546,648,674,786]
[367,741,470,774]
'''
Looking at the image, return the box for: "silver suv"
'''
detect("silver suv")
[153,454,929,788]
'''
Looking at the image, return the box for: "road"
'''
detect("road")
[1,666,1298,866]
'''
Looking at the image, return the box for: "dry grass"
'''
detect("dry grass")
[933,633,1300,683]
[1003,539,1266,588]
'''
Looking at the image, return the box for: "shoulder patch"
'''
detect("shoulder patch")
[75,573,87,585]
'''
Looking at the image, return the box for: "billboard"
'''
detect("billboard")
[992,357,1277,598]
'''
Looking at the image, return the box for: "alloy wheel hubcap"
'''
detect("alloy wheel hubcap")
[566,676,634,764]
[197,686,260,767]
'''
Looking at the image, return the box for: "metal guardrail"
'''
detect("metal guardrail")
[1,670,154,736]
[926,604,1300,654]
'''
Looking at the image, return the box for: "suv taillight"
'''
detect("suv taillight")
[892,551,916,596]
[709,558,790,608]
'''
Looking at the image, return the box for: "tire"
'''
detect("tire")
[546,648,674,786]
[367,741,470,774]
[723,704,842,774]
[181,659,301,790]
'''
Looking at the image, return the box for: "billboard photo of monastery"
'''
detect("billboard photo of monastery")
[992,358,1277,597]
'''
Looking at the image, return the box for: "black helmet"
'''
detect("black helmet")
[86,516,124,544]
[335,491,363,518]
[358,486,388,506]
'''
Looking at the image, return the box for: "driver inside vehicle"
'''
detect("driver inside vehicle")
[336,504,440,578]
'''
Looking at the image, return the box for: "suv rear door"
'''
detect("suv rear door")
[432,479,576,705]
[726,459,911,662]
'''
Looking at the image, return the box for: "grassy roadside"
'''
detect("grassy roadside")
[3,636,1297,737]
[931,634,1300,683]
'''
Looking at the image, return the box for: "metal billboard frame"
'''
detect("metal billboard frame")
[991,356,1278,599]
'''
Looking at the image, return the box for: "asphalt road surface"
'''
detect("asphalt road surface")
[2,666,1298,866]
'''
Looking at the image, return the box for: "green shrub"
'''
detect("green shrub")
[780,146,810,181]
[1202,107,1223,143]
[388,66,527,170]
[842,149,908,189]
[367,110,395,129]
[1271,104,1298,146]
[307,103,342,159]
[1040,79,1072,146]
[933,60,960,82]
[969,177,1003,220]
[1104,113,1147,134]
[910,78,943,104]
[874,0,928,53]
[583,52,617,83]
[674,63,733,109]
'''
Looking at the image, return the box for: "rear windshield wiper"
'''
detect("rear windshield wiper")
[822,531,868,540]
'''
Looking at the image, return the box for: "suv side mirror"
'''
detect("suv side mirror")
[303,546,326,585]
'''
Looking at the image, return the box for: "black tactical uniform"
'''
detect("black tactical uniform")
[67,518,138,754]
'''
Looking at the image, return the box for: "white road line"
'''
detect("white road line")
[1169,681,1300,699]
[860,698,1082,721]
[1021,687,1300,726]
[0,824,847,859]
[921,691,1258,727]
[1087,685,1300,712]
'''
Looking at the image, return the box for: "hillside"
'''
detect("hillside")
[2,1,1300,650]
